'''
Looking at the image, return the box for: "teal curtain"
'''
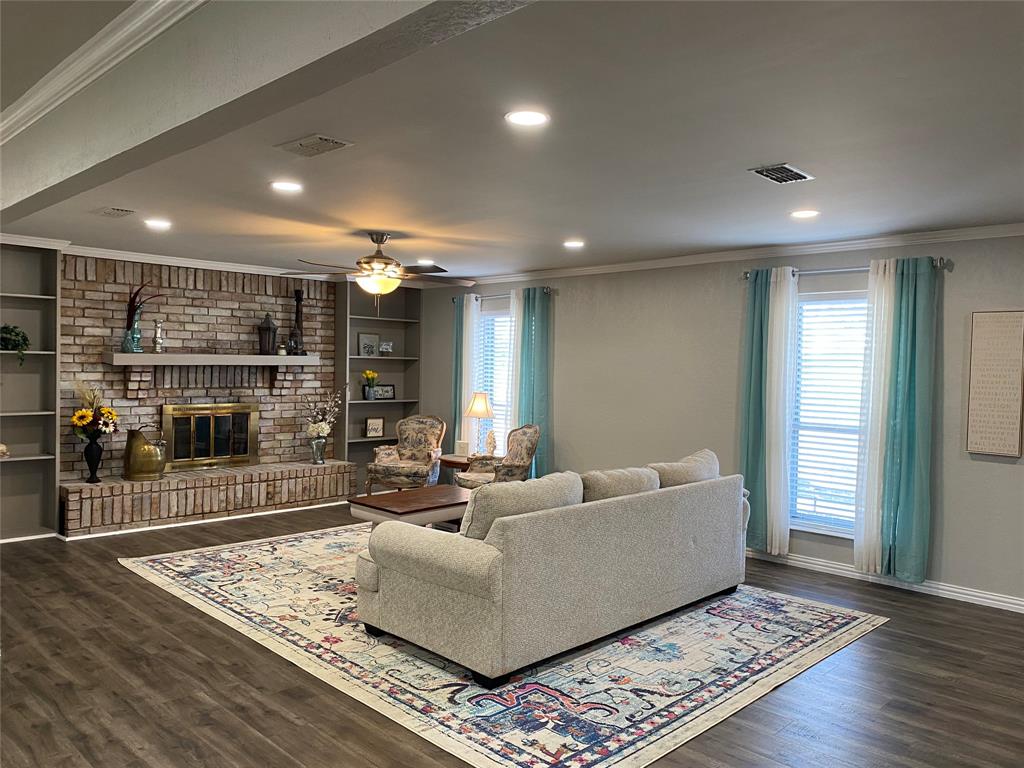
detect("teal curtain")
[445,295,465,454]
[517,287,552,477]
[880,257,937,583]
[739,269,771,552]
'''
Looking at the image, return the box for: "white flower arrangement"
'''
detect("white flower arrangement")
[306,421,331,439]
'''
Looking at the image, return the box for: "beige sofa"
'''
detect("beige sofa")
[357,459,748,687]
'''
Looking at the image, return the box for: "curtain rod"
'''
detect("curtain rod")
[742,257,953,281]
[452,287,550,303]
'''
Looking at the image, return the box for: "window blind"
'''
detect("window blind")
[789,295,869,533]
[471,300,515,454]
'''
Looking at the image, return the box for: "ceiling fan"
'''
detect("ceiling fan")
[285,231,475,297]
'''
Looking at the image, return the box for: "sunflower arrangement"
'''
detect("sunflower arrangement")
[69,381,120,440]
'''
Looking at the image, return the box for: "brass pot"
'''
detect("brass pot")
[122,428,167,481]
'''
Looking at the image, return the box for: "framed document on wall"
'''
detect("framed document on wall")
[966,311,1024,457]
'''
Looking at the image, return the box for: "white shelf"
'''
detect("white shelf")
[0,454,56,464]
[1,350,55,355]
[348,436,396,443]
[350,355,419,361]
[102,352,322,366]
[0,292,57,300]
[348,399,418,405]
[0,411,56,417]
[350,315,420,324]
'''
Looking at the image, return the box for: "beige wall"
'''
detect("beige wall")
[420,236,1024,599]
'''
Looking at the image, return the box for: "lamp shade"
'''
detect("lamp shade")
[464,391,494,419]
[355,274,402,295]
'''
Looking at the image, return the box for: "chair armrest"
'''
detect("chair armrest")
[373,444,400,463]
[429,447,443,462]
[467,455,497,473]
[368,522,502,600]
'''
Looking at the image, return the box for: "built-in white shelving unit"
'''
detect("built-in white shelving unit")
[1,240,61,540]
[335,284,422,491]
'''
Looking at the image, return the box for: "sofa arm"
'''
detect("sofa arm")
[368,522,502,600]
[742,488,751,529]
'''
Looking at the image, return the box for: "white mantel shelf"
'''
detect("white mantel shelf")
[102,352,322,366]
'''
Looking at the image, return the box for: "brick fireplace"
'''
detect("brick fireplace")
[57,254,356,535]
[60,254,336,480]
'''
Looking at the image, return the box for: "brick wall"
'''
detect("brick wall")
[60,255,336,481]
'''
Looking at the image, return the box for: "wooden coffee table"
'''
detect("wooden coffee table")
[349,484,471,529]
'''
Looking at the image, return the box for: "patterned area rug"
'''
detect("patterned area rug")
[120,523,886,768]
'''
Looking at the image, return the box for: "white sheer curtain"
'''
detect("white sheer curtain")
[508,288,523,431]
[459,294,480,450]
[855,260,895,573]
[765,266,798,556]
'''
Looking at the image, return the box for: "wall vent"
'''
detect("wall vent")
[93,206,136,218]
[275,134,353,157]
[748,164,815,184]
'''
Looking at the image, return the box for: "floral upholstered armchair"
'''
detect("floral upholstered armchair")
[365,415,446,494]
[454,424,541,489]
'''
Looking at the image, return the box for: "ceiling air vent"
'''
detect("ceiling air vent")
[748,163,815,184]
[275,134,353,158]
[93,206,136,218]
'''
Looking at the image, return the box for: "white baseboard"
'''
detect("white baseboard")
[747,549,1024,614]
[0,531,60,544]
[54,500,350,542]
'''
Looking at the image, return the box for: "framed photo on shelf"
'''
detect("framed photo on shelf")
[361,384,396,400]
[365,417,385,438]
[357,332,379,356]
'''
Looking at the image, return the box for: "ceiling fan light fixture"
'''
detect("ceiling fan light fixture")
[356,274,402,295]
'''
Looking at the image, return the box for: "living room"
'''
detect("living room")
[1,2,1022,767]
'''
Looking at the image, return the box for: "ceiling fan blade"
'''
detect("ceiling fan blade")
[297,258,358,272]
[401,273,476,287]
[402,264,448,274]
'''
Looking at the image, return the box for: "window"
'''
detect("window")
[789,294,869,536]
[471,297,515,454]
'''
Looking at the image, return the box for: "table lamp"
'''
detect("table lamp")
[464,391,495,455]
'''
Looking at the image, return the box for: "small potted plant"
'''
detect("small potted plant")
[362,369,379,400]
[69,382,120,482]
[0,324,30,365]
[301,388,346,464]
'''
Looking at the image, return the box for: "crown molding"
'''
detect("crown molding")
[0,232,71,250]
[473,223,1024,285]
[62,244,318,279]
[0,0,207,144]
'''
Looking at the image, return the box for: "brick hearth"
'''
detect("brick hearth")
[60,460,356,537]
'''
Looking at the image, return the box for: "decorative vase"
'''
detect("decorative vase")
[84,435,103,483]
[153,319,164,353]
[364,385,377,400]
[310,436,327,465]
[287,289,305,355]
[120,309,143,352]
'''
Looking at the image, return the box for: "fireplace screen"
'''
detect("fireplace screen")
[162,403,259,471]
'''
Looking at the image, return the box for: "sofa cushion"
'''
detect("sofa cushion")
[460,471,584,540]
[647,449,720,488]
[581,467,660,502]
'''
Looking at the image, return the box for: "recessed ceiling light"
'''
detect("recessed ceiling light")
[271,180,303,193]
[563,239,585,249]
[505,110,549,127]
[417,258,435,266]
[790,209,820,219]
[144,218,172,231]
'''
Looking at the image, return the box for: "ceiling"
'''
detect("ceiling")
[1,1,132,110]
[5,1,1023,278]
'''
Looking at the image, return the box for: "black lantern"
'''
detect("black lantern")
[257,313,278,355]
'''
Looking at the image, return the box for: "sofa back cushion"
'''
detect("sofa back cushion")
[581,467,660,502]
[460,471,583,540]
[647,449,720,488]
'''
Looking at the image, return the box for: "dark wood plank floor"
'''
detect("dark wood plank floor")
[3,508,1022,768]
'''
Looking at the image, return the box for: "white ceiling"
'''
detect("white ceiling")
[0,1,132,110]
[6,1,1023,277]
